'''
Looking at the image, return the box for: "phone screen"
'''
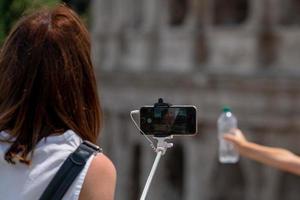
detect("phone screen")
[140,106,197,136]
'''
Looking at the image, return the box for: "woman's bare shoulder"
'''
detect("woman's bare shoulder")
[79,153,117,200]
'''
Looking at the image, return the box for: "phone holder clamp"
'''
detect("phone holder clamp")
[154,98,171,108]
[153,98,173,138]
[153,136,173,155]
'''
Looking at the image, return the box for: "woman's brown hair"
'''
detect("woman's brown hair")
[0,4,102,164]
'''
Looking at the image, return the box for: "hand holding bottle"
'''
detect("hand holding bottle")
[224,128,248,154]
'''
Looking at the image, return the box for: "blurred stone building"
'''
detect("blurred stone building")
[91,0,300,200]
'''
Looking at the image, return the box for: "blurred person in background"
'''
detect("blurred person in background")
[0,4,116,200]
[225,129,300,176]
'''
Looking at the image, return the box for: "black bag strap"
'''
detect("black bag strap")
[39,140,102,200]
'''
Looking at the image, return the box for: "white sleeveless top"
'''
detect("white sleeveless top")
[0,130,96,200]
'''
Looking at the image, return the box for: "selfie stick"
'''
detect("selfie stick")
[139,98,174,200]
[140,136,173,200]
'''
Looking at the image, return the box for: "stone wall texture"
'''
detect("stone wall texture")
[91,0,300,199]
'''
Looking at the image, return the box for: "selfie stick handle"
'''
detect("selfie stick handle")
[140,136,173,200]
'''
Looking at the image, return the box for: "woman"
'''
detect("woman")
[224,129,300,176]
[0,4,116,200]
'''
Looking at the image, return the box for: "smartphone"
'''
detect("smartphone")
[139,105,197,136]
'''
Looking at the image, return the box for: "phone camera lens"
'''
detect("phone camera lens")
[147,118,152,124]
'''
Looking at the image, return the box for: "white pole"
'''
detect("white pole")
[140,151,163,200]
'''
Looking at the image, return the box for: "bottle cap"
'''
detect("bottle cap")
[222,106,231,113]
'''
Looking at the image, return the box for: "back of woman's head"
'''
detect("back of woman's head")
[0,4,102,164]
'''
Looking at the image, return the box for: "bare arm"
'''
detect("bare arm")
[224,129,300,176]
[79,154,117,200]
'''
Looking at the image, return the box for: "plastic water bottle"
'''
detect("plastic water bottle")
[217,107,239,163]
